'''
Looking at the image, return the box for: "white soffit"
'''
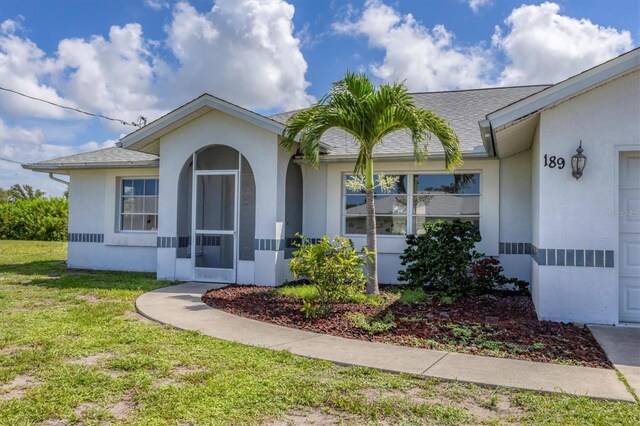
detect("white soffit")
[494,114,540,158]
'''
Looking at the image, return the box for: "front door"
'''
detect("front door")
[192,171,238,282]
[619,151,640,322]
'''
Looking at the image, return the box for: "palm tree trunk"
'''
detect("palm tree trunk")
[364,156,379,294]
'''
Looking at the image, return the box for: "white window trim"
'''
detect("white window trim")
[118,176,160,234]
[341,171,482,237]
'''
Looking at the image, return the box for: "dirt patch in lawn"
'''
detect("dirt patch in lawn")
[266,408,365,425]
[65,352,112,366]
[0,373,42,401]
[202,285,611,369]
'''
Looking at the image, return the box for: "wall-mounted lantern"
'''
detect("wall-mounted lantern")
[571,141,587,180]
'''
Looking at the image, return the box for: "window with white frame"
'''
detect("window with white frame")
[343,173,480,235]
[120,178,159,231]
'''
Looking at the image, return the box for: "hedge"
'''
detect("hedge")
[0,198,68,241]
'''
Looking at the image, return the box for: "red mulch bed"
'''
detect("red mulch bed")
[202,285,611,369]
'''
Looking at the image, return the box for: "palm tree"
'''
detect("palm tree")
[281,72,462,295]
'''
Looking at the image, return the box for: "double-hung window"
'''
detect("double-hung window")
[120,178,159,231]
[342,173,480,235]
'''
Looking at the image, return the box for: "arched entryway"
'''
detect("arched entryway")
[176,145,256,282]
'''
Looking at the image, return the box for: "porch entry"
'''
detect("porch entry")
[176,145,256,283]
[192,170,238,282]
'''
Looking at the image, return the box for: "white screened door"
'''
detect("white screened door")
[619,151,640,322]
[192,171,238,283]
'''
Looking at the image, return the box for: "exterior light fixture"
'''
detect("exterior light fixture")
[571,140,587,180]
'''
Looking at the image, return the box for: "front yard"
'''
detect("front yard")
[0,240,638,425]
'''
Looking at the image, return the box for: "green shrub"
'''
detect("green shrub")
[398,220,481,298]
[346,312,395,334]
[398,287,428,304]
[0,197,68,241]
[398,219,529,299]
[288,235,371,316]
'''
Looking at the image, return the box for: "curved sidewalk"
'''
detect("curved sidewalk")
[136,282,635,402]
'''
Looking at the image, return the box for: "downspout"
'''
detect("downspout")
[48,173,69,186]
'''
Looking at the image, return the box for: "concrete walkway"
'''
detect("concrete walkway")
[589,325,640,399]
[136,282,636,402]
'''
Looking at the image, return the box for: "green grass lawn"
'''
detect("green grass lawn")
[0,240,638,425]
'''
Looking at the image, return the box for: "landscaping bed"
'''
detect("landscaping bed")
[202,285,611,369]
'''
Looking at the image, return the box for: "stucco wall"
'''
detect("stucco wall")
[67,168,158,272]
[534,70,640,324]
[498,149,532,282]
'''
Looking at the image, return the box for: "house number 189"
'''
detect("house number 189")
[543,154,565,169]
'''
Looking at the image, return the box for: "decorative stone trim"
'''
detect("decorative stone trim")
[68,233,103,243]
[157,237,177,248]
[500,241,614,268]
[254,238,285,251]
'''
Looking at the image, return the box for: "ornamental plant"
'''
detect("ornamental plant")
[289,234,372,316]
[398,219,528,299]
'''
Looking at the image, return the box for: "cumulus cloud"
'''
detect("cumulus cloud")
[468,0,491,13]
[144,0,169,11]
[0,19,78,119]
[55,23,165,127]
[333,0,493,91]
[164,0,314,110]
[334,1,633,91]
[492,2,633,85]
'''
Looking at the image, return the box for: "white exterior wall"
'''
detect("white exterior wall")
[499,149,532,282]
[156,110,286,285]
[67,168,158,272]
[533,70,640,324]
[303,158,500,284]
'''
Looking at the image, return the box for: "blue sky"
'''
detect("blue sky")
[0,0,637,195]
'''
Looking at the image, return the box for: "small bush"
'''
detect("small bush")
[398,220,481,298]
[398,287,428,304]
[398,219,529,299]
[346,312,395,334]
[0,197,68,241]
[289,234,371,316]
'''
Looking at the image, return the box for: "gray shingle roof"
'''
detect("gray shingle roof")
[270,85,549,157]
[24,147,158,171]
[25,85,549,171]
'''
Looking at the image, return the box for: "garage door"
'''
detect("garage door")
[619,151,640,323]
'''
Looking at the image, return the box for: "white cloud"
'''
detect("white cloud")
[334,1,633,91]
[164,0,314,110]
[0,19,79,119]
[493,2,633,85]
[468,0,491,13]
[145,0,169,11]
[55,23,166,129]
[333,0,493,91]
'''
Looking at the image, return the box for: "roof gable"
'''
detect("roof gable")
[118,94,290,154]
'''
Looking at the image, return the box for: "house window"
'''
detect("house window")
[120,178,159,231]
[342,173,480,235]
[344,174,408,235]
[412,173,480,234]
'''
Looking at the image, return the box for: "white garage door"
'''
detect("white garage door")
[619,151,640,323]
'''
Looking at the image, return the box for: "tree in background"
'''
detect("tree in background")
[6,184,46,202]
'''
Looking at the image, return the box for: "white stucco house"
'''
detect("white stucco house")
[25,49,639,325]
